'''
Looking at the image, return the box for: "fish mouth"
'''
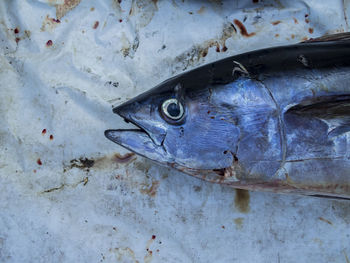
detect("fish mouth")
[105,108,169,163]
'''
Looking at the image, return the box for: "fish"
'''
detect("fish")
[105,33,350,199]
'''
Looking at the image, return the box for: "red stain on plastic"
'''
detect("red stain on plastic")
[37,159,42,165]
[293,17,298,24]
[14,27,19,34]
[50,135,54,140]
[233,19,256,37]
[119,19,123,23]
[271,21,281,25]
[42,129,47,135]
[46,40,53,47]
[152,235,156,240]
[93,21,99,29]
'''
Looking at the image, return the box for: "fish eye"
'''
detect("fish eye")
[161,98,184,121]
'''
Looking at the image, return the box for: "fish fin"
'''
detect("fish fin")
[328,125,350,138]
[287,95,350,137]
[301,32,350,43]
[308,194,350,201]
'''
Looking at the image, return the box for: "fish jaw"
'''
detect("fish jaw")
[105,102,171,164]
[105,129,170,164]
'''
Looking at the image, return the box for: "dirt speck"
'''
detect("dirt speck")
[271,21,281,25]
[110,247,138,263]
[308,28,314,34]
[46,40,53,47]
[41,15,61,32]
[293,17,298,24]
[140,180,159,197]
[90,7,94,11]
[152,235,156,240]
[15,37,20,43]
[70,158,94,169]
[193,185,202,192]
[197,6,205,14]
[252,0,259,3]
[55,0,82,20]
[234,189,250,213]
[234,217,244,229]
[318,217,333,225]
[37,158,42,165]
[172,22,234,71]
[233,19,255,37]
[93,21,99,29]
[344,250,350,263]
[49,135,54,140]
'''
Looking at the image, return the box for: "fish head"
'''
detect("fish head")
[105,79,241,171]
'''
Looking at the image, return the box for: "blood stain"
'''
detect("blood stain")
[37,159,43,165]
[49,135,54,140]
[233,19,256,37]
[221,46,228,52]
[93,21,99,29]
[293,17,298,24]
[46,40,53,46]
[14,27,19,34]
[42,129,47,135]
[271,21,281,25]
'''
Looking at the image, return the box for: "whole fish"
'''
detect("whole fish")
[105,33,350,199]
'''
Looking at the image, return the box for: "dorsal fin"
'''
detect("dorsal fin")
[287,95,350,138]
[301,32,350,43]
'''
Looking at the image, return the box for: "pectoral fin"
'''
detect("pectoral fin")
[301,32,350,43]
[287,95,350,138]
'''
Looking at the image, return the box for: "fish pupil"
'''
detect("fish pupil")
[167,103,180,117]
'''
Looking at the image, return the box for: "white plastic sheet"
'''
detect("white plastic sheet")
[0,0,350,262]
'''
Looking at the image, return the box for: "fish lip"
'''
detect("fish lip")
[112,109,165,147]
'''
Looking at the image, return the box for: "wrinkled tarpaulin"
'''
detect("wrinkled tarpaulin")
[0,0,350,262]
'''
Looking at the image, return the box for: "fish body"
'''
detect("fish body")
[106,33,350,199]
